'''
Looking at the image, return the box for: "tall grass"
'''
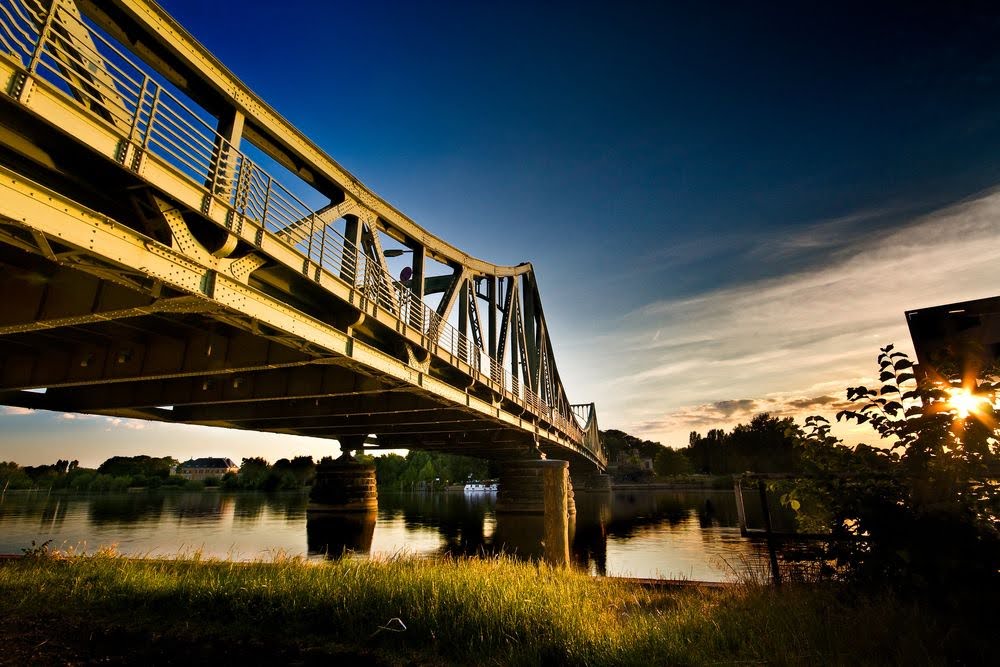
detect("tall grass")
[0,550,987,665]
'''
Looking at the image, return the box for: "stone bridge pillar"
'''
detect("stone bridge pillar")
[495,458,570,566]
[308,435,377,513]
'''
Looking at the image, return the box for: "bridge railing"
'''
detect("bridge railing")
[0,0,597,455]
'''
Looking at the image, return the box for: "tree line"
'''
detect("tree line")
[1,451,491,492]
[602,412,801,481]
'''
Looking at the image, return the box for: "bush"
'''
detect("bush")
[788,345,1000,596]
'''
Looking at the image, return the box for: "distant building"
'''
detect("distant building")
[905,296,1000,379]
[176,457,238,480]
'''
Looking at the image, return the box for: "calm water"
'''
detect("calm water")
[0,488,771,581]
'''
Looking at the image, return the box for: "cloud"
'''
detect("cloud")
[630,392,856,436]
[712,399,757,417]
[105,417,146,431]
[581,189,1000,445]
[1,406,33,416]
[784,395,845,410]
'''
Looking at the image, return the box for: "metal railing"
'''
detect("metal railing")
[0,0,598,454]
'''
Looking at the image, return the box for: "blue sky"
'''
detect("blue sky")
[4,1,1000,466]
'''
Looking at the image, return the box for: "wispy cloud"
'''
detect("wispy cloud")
[1,406,33,416]
[580,189,1000,445]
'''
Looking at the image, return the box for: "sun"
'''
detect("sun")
[945,387,990,419]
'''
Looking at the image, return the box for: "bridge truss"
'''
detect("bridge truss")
[0,0,604,468]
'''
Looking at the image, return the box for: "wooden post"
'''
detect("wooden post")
[758,480,782,587]
[541,460,570,567]
[734,478,748,537]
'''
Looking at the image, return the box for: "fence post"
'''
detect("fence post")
[758,479,782,587]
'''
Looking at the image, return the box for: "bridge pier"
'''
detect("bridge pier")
[495,459,570,566]
[308,436,377,513]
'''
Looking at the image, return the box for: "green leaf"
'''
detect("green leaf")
[790,499,801,511]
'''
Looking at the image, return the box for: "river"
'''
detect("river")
[0,487,776,581]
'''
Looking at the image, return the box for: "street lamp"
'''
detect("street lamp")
[383,249,413,258]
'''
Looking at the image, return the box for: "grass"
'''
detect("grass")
[0,549,992,666]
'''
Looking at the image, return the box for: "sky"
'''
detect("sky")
[4,0,1000,466]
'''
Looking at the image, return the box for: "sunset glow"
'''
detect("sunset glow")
[946,387,991,420]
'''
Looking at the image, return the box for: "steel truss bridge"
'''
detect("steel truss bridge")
[0,0,604,470]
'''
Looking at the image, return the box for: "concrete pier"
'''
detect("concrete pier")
[308,453,377,513]
[496,459,570,566]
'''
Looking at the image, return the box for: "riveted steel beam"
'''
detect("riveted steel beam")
[172,392,451,424]
[37,363,390,411]
[0,323,316,390]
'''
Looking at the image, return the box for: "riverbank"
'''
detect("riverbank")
[0,552,990,665]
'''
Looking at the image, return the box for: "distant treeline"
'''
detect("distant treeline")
[1,451,493,493]
[1,456,186,492]
[2,416,798,493]
[603,413,801,481]
[362,451,491,490]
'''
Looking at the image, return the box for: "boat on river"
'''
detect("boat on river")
[464,481,498,493]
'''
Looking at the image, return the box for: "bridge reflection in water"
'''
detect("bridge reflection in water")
[0,489,766,580]
[305,490,766,580]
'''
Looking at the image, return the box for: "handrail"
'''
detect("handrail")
[0,0,599,456]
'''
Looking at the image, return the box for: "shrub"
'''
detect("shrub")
[788,345,1000,597]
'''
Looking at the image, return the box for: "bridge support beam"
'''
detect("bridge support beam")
[308,436,377,513]
[495,459,570,566]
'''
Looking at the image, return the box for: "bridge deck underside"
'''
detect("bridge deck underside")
[0,222,593,467]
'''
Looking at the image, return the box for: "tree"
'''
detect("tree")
[98,455,176,479]
[686,428,727,473]
[238,457,271,489]
[653,448,693,476]
[788,345,1000,594]
[0,461,33,489]
[273,456,315,485]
